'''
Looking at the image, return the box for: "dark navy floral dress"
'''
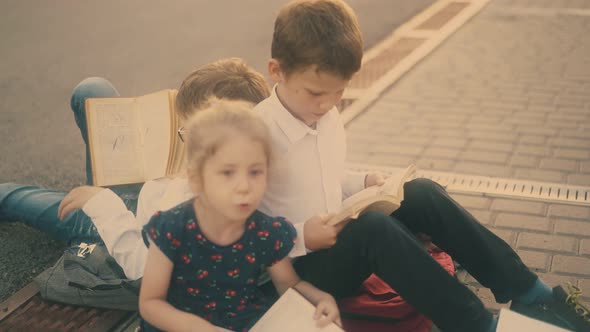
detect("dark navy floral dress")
[138,199,297,332]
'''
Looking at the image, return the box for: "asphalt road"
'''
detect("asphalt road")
[0,0,434,302]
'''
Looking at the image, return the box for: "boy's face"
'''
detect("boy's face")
[269,60,350,126]
[193,134,268,225]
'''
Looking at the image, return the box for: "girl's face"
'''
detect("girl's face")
[194,134,268,225]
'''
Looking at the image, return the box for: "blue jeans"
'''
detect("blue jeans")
[0,77,140,244]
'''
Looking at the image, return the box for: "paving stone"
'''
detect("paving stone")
[515,144,551,157]
[549,137,589,149]
[450,193,492,210]
[495,213,550,231]
[480,100,525,111]
[567,173,590,186]
[430,137,468,149]
[518,126,558,136]
[519,135,547,145]
[555,219,590,237]
[580,239,590,256]
[552,255,590,275]
[415,158,456,171]
[559,129,590,140]
[466,123,515,133]
[518,233,577,253]
[509,154,539,168]
[539,158,578,172]
[422,147,462,159]
[430,128,466,138]
[468,115,506,125]
[491,199,546,215]
[548,112,588,123]
[514,168,565,183]
[454,162,513,178]
[488,227,517,247]
[467,286,509,312]
[549,204,590,220]
[553,148,590,160]
[580,279,590,299]
[469,140,514,153]
[460,150,510,164]
[393,135,433,146]
[535,272,578,289]
[469,209,493,225]
[370,144,424,157]
[504,114,547,126]
[467,130,518,142]
[367,154,416,168]
[547,120,580,130]
[517,250,549,271]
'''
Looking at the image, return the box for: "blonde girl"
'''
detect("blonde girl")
[138,100,340,332]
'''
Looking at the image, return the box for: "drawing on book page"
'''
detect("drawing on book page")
[94,102,143,183]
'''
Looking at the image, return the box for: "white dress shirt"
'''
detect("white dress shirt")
[254,86,366,257]
[83,177,194,280]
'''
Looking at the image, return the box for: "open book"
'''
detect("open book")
[85,89,185,186]
[250,288,343,332]
[328,164,417,226]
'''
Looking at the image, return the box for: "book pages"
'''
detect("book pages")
[135,90,173,181]
[165,89,185,176]
[86,98,145,186]
[250,288,343,332]
[328,164,416,225]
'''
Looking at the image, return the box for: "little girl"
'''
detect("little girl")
[138,100,340,332]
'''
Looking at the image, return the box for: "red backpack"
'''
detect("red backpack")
[338,250,454,332]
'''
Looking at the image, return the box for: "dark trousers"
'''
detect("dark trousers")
[293,178,537,332]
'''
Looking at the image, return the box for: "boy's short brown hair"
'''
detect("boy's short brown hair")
[175,58,270,119]
[271,0,363,79]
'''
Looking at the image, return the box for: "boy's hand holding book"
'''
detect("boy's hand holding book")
[364,172,386,188]
[328,165,417,226]
[303,213,343,251]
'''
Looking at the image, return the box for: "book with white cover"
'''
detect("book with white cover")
[497,308,571,332]
[250,288,343,332]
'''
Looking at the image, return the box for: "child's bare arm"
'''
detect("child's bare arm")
[57,185,104,220]
[140,243,218,332]
[59,181,170,280]
[268,258,341,327]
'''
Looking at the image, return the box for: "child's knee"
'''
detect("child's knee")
[351,211,397,235]
[0,183,30,202]
[404,178,443,200]
[70,77,119,114]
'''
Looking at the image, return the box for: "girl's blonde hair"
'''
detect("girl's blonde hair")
[184,99,272,181]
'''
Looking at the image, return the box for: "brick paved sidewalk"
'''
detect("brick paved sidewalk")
[346,0,590,310]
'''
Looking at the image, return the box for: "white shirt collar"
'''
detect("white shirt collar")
[267,84,319,143]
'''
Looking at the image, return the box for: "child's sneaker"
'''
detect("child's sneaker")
[510,283,590,331]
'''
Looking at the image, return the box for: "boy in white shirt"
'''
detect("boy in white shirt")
[252,1,589,331]
[0,58,271,281]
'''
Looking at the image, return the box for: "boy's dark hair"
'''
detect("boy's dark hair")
[175,58,270,119]
[271,0,363,79]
